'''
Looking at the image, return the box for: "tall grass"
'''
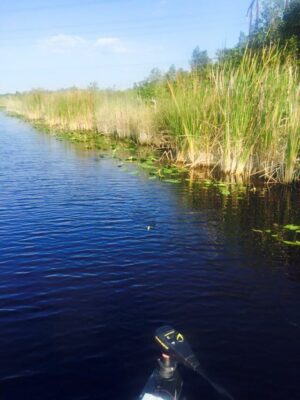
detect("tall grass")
[162,45,300,183]
[2,45,300,182]
[4,89,157,145]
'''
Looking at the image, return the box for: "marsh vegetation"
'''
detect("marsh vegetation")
[2,1,300,183]
[3,45,300,183]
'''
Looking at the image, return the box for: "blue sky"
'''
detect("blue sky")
[0,0,251,93]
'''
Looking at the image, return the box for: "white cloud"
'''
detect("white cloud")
[95,37,128,54]
[41,34,86,53]
[96,38,119,46]
[38,34,129,55]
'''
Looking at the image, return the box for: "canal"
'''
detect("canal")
[0,113,299,399]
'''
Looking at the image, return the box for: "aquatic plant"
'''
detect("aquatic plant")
[4,89,157,145]
[2,44,300,183]
[163,45,300,182]
[252,222,300,247]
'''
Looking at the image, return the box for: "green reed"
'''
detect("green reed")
[163,45,300,182]
[2,45,300,183]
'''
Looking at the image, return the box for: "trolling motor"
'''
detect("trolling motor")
[138,326,202,400]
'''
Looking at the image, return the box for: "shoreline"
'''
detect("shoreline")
[2,109,299,189]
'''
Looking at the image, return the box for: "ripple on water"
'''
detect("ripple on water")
[0,114,299,400]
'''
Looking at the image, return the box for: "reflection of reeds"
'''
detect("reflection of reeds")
[3,45,300,182]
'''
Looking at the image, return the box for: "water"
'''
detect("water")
[0,113,299,400]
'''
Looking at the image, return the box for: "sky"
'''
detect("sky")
[0,0,251,93]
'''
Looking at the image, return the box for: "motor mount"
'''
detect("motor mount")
[138,326,201,400]
[155,326,201,374]
[138,326,234,400]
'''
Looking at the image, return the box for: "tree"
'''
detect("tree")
[259,0,284,27]
[88,81,99,91]
[165,64,177,81]
[280,1,300,51]
[238,31,248,47]
[134,68,164,99]
[190,47,211,72]
[215,0,300,68]
[250,0,300,51]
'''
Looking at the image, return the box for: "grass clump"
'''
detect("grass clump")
[160,45,300,183]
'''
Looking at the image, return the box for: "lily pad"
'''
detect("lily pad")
[284,224,300,231]
[161,167,174,175]
[282,240,300,246]
[164,179,181,184]
[145,159,154,165]
[219,188,230,196]
[139,163,157,170]
[203,179,212,186]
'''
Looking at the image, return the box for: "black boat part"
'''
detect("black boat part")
[138,326,234,400]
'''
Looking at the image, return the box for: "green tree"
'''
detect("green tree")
[280,1,300,51]
[165,64,177,81]
[134,68,164,99]
[247,0,285,47]
[260,0,284,27]
[238,31,248,47]
[190,47,211,72]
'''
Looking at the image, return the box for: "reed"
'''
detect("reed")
[4,89,157,145]
[2,45,300,182]
[162,45,300,182]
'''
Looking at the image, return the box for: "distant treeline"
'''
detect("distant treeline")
[135,0,300,98]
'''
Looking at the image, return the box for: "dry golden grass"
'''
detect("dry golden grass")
[4,89,157,145]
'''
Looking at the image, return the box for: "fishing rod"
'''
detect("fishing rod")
[138,326,234,400]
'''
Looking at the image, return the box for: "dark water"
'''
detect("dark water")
[0,113,299,400]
